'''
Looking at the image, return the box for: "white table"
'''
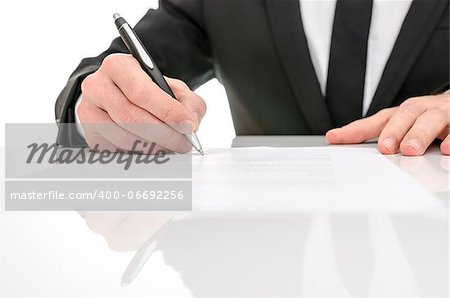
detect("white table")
[1,139,448,298]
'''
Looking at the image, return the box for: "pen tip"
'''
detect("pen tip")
[198,149,205,156]
[113,13,121,21]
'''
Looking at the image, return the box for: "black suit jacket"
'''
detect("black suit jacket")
[55,0,449,147]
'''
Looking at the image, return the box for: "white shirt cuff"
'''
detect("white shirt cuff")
[74,94,86,139]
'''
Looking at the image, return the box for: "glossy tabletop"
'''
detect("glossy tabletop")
[1,137,448,298]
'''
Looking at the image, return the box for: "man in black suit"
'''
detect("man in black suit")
[55,0,450,156]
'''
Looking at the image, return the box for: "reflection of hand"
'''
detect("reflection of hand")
[78,53,207,153]
[385,154,450,193]
[440,155,450,172]
[85,211,174,251]
[326,94,450,156]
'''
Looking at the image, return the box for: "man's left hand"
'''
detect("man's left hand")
[326,93,450,156]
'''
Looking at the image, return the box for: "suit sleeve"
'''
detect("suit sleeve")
[55,0,214,147]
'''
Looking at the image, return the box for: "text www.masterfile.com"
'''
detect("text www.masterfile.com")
[9,190,186,201]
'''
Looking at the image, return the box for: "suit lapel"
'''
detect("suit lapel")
[367,0,448,116]
[265,0,333,134]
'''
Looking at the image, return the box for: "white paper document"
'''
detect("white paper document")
[192,147,444,213]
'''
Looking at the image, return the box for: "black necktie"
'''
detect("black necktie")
[325,0,373,127]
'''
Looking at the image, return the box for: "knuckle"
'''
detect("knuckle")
[382,107,394,113]
[177,111,193,126]
[129,84,150,104]
[401,96,427,108]
[387,107,397,113]
[398,104,418,117]
[171,78,190,90]
[379,107,393,117]
[122,54,138,66]
[177,80,190,90]
[161,104,177,123]
[400,97,416,107]
[81,73,98,94]
[101,54,119,71]
[374,107,396,122]
[119,106,139,124]
[101,54,135,73]
[427,107,446,121]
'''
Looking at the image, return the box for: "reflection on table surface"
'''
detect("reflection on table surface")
[79,210,448,298]
[1,138,448,297]
[3,209,446,297]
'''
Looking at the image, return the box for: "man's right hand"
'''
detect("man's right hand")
[77,53,207,154]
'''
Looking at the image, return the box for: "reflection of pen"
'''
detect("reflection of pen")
[113,13,204,156]
[121,217,173,286]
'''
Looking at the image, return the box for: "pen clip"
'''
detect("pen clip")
[121,24,155,70]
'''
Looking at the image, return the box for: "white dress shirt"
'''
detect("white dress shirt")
[76,0,414,134]
[300,0,413,115]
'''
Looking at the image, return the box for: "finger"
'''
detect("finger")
[399,108,447,156]
[440,133,450,156]
[78,99,127,152]
[440,155,450,171]
[86,76,192,153]
[83,106,150,153]
[92,115,173,154]
[80,99,174,154]
[378,104,426,154]
[326,108,395,144]
[101,54,196,132]
[84,130,119,152]
[167,78,207,127]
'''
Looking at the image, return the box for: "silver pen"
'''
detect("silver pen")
[114,13,204,155]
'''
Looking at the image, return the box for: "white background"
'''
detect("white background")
[0,0,236,148]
